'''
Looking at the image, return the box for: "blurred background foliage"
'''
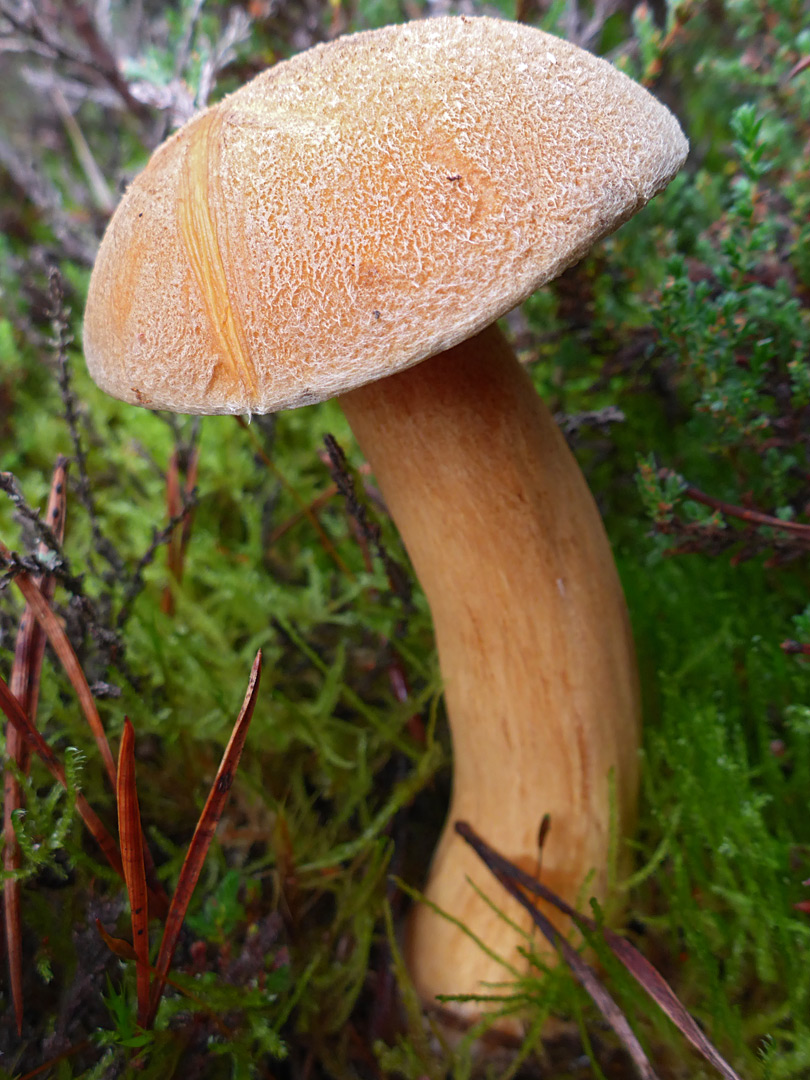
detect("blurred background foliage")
[0,0,809,1076]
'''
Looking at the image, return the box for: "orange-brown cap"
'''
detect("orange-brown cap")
[84,16,687,415]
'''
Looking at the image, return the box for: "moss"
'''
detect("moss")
[1,0,809,1076]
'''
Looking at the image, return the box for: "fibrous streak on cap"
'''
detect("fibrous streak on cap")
[178,109,258,404]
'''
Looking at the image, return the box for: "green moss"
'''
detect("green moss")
[1,0,809,1076]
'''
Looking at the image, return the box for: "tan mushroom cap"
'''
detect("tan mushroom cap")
[84,16,687,415]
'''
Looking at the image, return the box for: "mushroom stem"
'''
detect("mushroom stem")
[340,322,640,1016]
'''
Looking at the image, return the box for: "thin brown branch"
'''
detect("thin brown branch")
[781,639,810,656]
[665,471,810,539]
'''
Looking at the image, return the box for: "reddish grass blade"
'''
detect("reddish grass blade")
[96,917,138,962]
[2,766,25,1036]
[235,415,355,578]
[0,540,170,919]
[0,674,124,878]
[786,55,810,81]
[4,458,67,1036]
[8,459,68,723]
[161,450,182,615]
[0,676,168,916]
[388,655,425,745]
[95,919,233,1035]
[117,718,151,1026]
[177,446,199,566]
[15,1039,92,1080]
[0,537,117,788]
[161,445,200,616]
[267,484,338,546]
[146,651,262,1027]
[455,822,743,1080]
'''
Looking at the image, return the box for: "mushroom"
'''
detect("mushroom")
[83,16,687,1021]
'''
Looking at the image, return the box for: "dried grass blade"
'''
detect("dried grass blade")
[4,457,68,1036]
[590,927,743,1080]
[0,538,117,788]
[490,862,657,1079]
[95,917,138,962]
[456,822,743,1080]
[146,651,262,1027]
[117,718,151,1027]
[0,673,123,878]
[786,55,810,81]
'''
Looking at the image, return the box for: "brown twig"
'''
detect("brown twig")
[0,136,98,266]
[785,56,810,82]
[94,919,232,1035]
[0,0,151,119]
[15,1039,93,1080]
[667,471,810,540]
[266,482,339,546]
[266,463,374,548]
[50,83,115,214]
[781,639,810,656]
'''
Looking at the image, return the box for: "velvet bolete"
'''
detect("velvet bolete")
[84,16,687,1019]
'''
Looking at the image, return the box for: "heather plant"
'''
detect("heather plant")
[0,0,809,1077]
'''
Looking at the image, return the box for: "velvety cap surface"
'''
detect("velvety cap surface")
[84,16,688,414]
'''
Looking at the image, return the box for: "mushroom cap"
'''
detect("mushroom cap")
[84,16,688,415]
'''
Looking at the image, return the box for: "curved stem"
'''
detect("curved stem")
[341,324,640,1016]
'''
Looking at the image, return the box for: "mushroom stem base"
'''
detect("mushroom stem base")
[340,324,640,1023]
